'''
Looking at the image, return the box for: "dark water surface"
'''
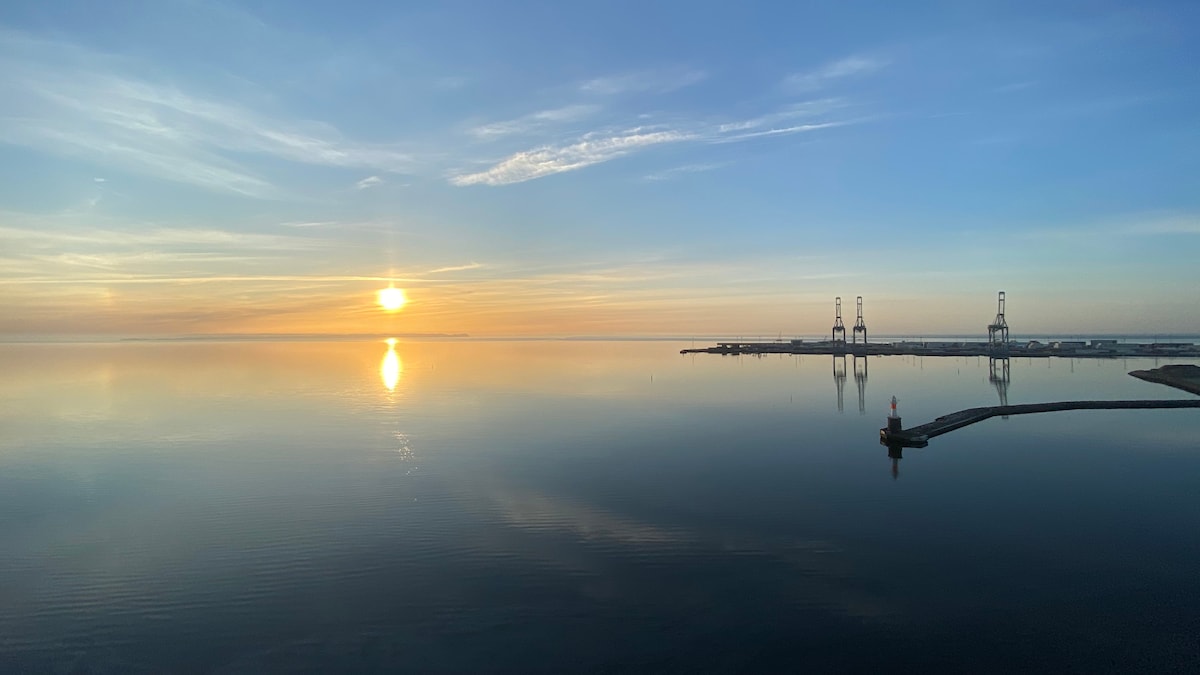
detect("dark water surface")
[2,340,1198,673]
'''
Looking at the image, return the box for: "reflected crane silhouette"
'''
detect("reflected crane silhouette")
[853,355,868,415]
[989,356,1010,418]
[833,354,847,413]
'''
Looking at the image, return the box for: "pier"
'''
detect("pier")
[680,339,1200,359]
[879,399,1200,447]
[681,291,1200,359]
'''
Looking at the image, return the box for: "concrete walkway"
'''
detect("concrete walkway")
[880,399,1200,447]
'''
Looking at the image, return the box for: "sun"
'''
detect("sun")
[377,286,407,311]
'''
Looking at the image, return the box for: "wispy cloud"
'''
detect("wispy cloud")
[3,274,474,286]
[643,163,726,181]
[0,30,413,197]
[0,223,317,251]
[580,68,707,95]
[425,262,484,274]
[993,81,1037,94]
[1118,214,1200,235]
[1017,212,1200,240]
[0,209,485,290]
[782,55,887,92]
[469,105,600,140]
[355,175,384,190]
[452,101,854,186]
[717,99,845,133]
[450,129,693,186]
[279,220,338,228]
[718,121,846,142]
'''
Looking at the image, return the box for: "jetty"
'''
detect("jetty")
[1129,364,1200,395]
[682,292,1200,359]
[681,339,1200,359]
[879,399,1200,447]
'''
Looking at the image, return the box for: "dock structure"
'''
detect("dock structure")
[880,399,1200,447]
[682,291,1200,359]
[686,340,1200,359]
[831,297,846,346]
[852,296,867,348]
[987,291,1009,352]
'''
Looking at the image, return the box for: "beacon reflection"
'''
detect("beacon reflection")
[381,338,402,391]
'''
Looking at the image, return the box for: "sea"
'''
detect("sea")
[1,339,1198,673]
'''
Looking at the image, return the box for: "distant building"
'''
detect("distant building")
[1151,343,1194,352]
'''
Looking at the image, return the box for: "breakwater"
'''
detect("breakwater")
[880,399,1200,447]
[680,339,1200,359]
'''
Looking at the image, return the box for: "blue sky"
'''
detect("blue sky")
[1,0,1198,336]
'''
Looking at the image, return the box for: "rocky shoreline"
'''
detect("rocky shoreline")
[1129,364,1200,396]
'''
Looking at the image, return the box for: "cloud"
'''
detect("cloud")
[643,163,726,181]
[93,177,106,183]
[0,223,319,251]
[717,98,845,133]
[1017,213,1200,240]
[1118,214,1200,235]
[0,209,486,288]
[0,30,413,197]
[452,102,855,186]
[279,220,338,228]
[4,274,469,286]
[783,56,887,92]
[355,175,383,190]
[469,105,600,140]
[993,81,1037,94]
[450,128,693,186]
[717,121,846,142]
[425,262,484,274]
[580,68,707,95]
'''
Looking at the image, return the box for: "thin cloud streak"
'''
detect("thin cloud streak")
[355,175,384,190]
[643,163,726,181]
[717,99,845,132]
[469,105,600,139]
[451,129,694,186]
[717,121,847,142]
[0,30,414,197]
[0,224,318,250]
[425,262,484,274]
[1016,213,1200,240]
[453,105,854,185]
[579,69,707,95]
[783,55,888,92]
[4,274,476,286]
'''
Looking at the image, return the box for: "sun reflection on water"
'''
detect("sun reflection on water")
[381,338,402,391]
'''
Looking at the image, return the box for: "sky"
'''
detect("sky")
[1,0,1198,338]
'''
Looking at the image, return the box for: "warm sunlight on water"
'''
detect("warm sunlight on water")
[1,340,1198,672]
[381,339,401,391]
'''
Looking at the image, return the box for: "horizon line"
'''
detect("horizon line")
[2,331,1199,345]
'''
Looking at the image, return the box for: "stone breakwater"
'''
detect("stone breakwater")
[681,339,1200,359]
[1129,364,1200,395]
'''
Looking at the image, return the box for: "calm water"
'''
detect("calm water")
[2,340,1198,673]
